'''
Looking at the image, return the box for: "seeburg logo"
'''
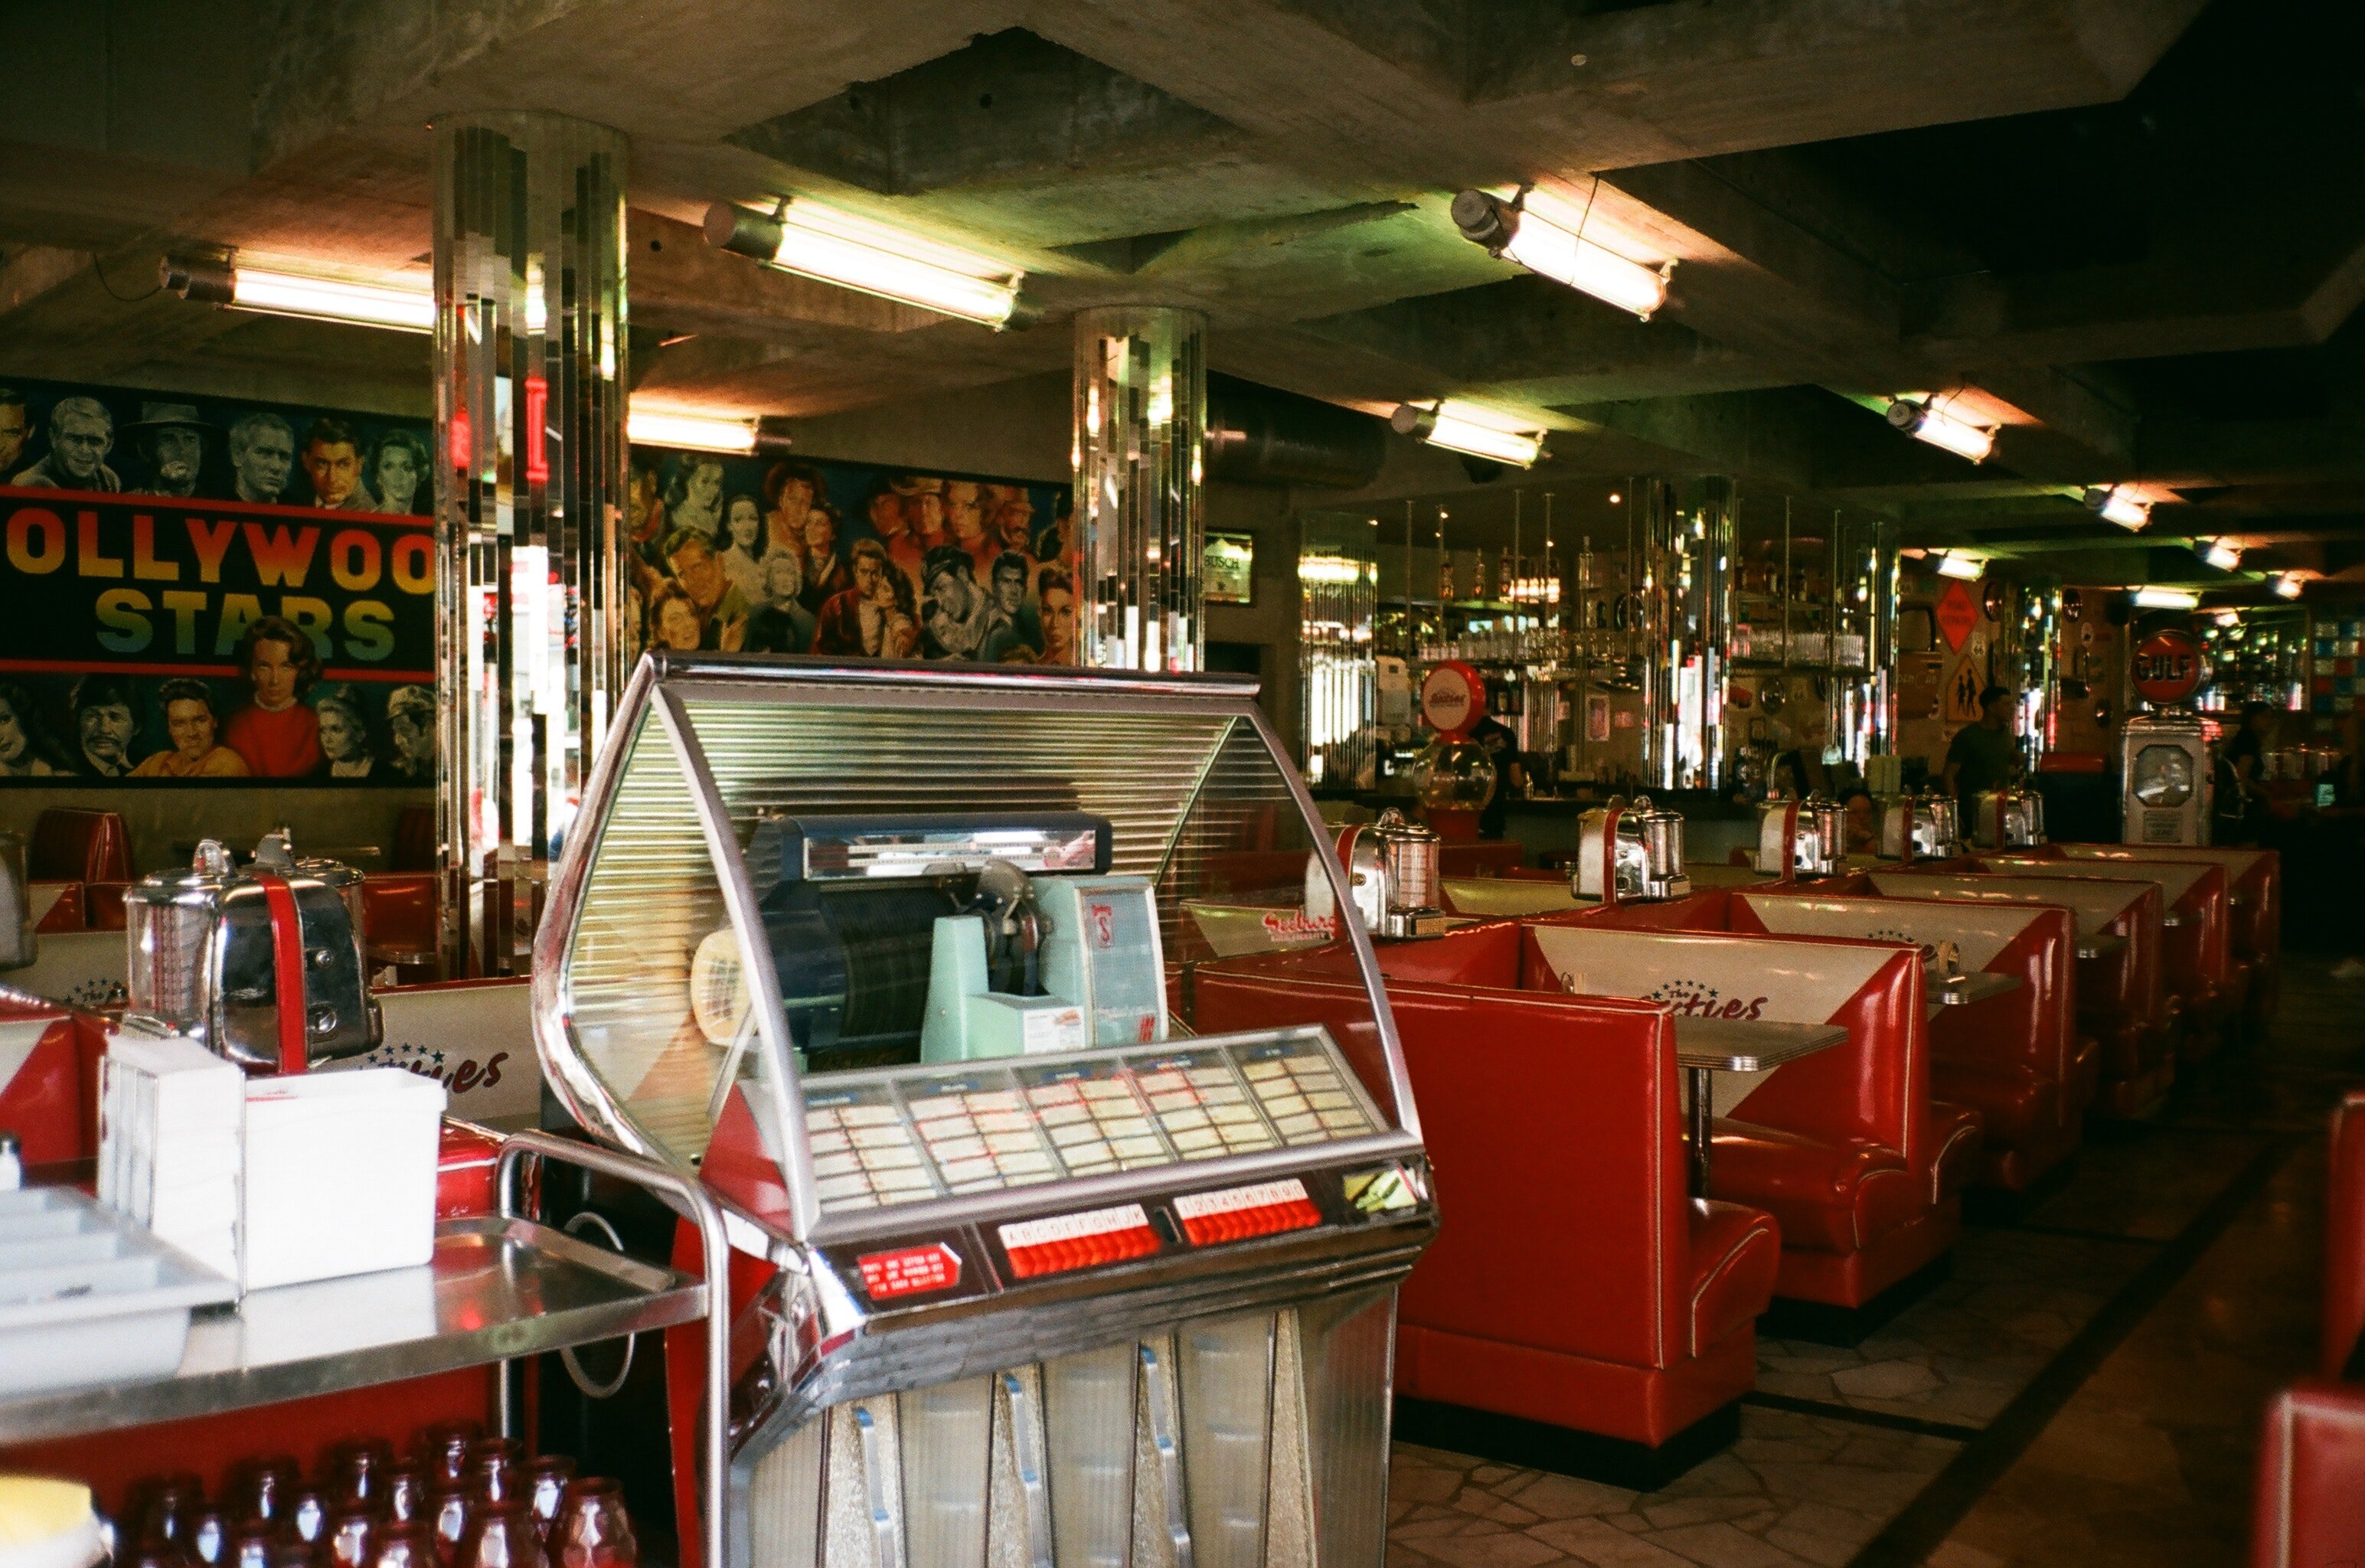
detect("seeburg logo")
[1556,970,1769,1020]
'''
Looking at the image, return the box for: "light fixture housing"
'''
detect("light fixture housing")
[705,201,1036,329]
[2084,485,2151,531]
[1450,190,1671,320]
[1885,397,1995,463]
[2130,586,2200,610]
[162,256,433,333]
[626,407,793,456]
[2272,572,2305,600]
[1933,551,1986,580]
[2200,537,2242,571]
[1390,402,1545,468]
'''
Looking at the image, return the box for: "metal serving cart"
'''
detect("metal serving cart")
[531,655,1439,1568]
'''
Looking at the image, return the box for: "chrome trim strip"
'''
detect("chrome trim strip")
[1001,1371,1054,1568]
[533,655,663,1165]
[654,684,817,1236]
[652,651,1259,701]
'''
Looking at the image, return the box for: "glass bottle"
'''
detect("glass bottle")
[415,1424,483,1487]
[427,1486,475,1565]
[453,1505,541,1568]
[235,1460,301,1527]
[465,1441,524,1508]
[545,1481,634,1568]
[324,1510,376,1568]
[380,1468,428,1528]
[524,1461,575,1544]
[372,1527,436,1568]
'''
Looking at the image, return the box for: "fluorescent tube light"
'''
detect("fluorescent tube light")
[1886,398,1995,463]
[706,201,1034,328]
[1450,190,1671,320]
[627,409,759,454]
[2213,609,2241,627]
[163,256,433,333]
[2084,485,2151,531]
[1390,401,1545,467]
[2200,538,2242,571]
[2131,586,2200,610]
[2272,573,2304,600]
[1933,551,1985,580]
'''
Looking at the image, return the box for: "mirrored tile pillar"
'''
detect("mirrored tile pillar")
[433,111,629,975]
[1072,307,1206,672]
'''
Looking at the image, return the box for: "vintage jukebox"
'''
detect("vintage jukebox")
[534,655,1437,1568]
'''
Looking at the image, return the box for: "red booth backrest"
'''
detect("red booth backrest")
[2054,844,2278,965]
[362,873,441,954]
[1733,891,2076,1084]
[1977,856,2227,992]
[2327,1090,2365,1379]
[28,808,130,884]
[2249,1382,2365,1568]
[1866,871,2163,1028]
[1191,961,1690,1370]
[1516,920,1928,1168]
[1438,841,1525,877]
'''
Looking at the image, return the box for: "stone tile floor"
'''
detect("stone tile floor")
[1389,1410,1960,1568]
[1386,952,2362,1567]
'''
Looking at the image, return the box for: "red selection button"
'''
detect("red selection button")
[998,1203,1161,1279]
[857,1241,963,1301]
[1171,1178,1324,1246]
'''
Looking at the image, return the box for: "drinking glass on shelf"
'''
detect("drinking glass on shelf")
[286,1488,328,1546]
[188,1508,228,1566]
[452,1504,542,1568]
[546,1479,635,1568]
[416,1424,483,1486]
[329,1441,394,1508]
[427,1486,475,1564]
[234,1459,301,1527]
[228,1524,276,1568]
[524,1460,575,1544]
[134,1475,205,1547]
[324,1508,377,1568]
[371,1525,437,1568]
[465,1440,525,1506]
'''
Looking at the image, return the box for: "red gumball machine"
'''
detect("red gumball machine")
[1410,661,1496,841]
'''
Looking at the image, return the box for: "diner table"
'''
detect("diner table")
[2077,931,2127,961]
[1926,968,2023,1019]
[1674,1017,1848,1197]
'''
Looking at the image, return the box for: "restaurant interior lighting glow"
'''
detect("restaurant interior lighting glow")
[1450,190,1671,320]
[1885,397,1995,463]
[1933,551,1986,580]
[2200,538,2243,571]
[626,408,759,454]
[705,201,1034,328]
[2085,485,2152,531]
[1389,402,1545,467]
[162,256,433,333]
[2130,586,2200,610]
[2272,573,2305,599]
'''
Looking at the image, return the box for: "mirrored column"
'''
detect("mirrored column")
[1072,307,1206,672]
[433,110,629,975]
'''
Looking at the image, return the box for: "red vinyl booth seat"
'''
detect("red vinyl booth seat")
[1859,871,2174,1119]
[2037,844,2280,1027]
[30,881,85,933]
[27,808,131,884]
[1519,914,1961,1308]
[2249,1382,2365,1567]
[1593,886,2079,1194]
[1191,928,1779,1450]
[363,872,442,956]
[1974,855,2239,1062]
[2327,1089,2365,1380]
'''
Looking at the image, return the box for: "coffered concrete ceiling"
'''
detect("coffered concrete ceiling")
[2,0,2361,589]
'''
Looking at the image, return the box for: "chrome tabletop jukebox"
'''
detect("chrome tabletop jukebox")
[534,655,1437,1568]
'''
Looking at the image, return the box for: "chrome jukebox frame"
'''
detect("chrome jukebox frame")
[532,655,1436,1568]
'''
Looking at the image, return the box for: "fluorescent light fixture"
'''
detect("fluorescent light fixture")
[706,201,1034,328]
[628,408,759,454]
[2200,537,2242,571]
[2272,572,2305,599]
[2084,485,2151,531]
[2131,586,2200,610]
[1389,401,1546,467]
[1886,397,1995,463]
[1450,190,1671,320]
[1298,556,1370,586]
[163,256,433,333]
[2214,609,2242,627]
[1933,551,1986,580]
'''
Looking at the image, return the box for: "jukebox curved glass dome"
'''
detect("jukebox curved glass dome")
[534,654,1416,1240]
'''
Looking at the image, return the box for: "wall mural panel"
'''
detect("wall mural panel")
[0,377,1078,787]
[0,377,433,785]
[622,445,1073,667]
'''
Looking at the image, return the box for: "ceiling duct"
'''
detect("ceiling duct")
[1204,374,1386,489]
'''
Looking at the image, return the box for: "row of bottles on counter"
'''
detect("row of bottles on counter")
[106,1421,635,1568]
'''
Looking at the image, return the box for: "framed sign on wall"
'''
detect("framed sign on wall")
[1206,531,1255,605]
